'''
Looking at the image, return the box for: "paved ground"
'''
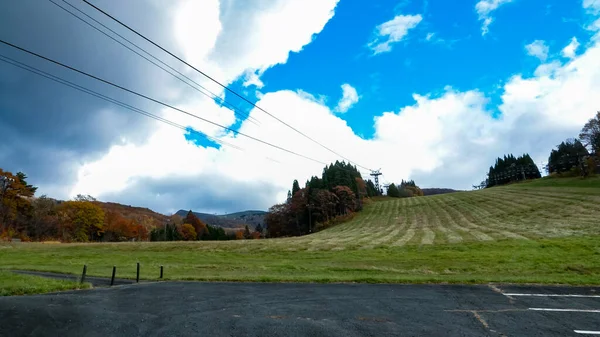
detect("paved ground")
[0,282,599,336]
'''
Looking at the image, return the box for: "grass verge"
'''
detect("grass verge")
[1,235,599,286]
[0,270,91,296]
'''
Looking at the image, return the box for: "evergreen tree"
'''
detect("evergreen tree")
[387,183,400,198]
[548,139,589,175]
[365,180,379,197]
[486,153,541,187]
[292,180,300,196]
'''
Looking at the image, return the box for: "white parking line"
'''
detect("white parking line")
[529,308,600,313]
[504,293,600,298]
[574,331,600,335]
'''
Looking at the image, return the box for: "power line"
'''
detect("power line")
[0,53,242,151]
[82,0,372,172]
[0,39,327,166]
[49,0,260,126]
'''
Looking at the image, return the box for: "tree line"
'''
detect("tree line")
[0,175,149,242]
[0,170,262,242]
[387,180,424,198]
[266,161,373,238]
[149,210,263,241]
[477,111,600,188]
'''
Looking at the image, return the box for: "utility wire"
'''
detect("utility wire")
[0,53,243,151]
[0,39,327,165]
[49,0,260,126]
[82,0,372,172]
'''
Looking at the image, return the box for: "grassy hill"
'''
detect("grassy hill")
[1,177,599,292]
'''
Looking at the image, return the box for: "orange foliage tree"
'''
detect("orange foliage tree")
[235,230,245,240]
[57,200,105,242]
[183,210,208,240]
[0,169,34,231]
[179,223,197,241]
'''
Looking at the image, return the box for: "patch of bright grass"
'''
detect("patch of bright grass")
[0,270,91,296]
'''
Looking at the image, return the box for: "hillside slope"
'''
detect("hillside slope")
[175,210,266,230]
[96,202,168,229]
[253,177,600,251]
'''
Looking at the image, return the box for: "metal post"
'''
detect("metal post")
[81,265,87,284]
[136,262,140,283]
[160,265,164,279]
[110,266,116,286]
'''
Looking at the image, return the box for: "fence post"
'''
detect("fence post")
[81,265,87,284]
[136,262,140,283]
[160,265,163,279]
[110,266,116,286]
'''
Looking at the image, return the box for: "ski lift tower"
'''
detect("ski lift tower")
[370,169,383,194]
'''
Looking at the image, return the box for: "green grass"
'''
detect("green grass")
[1,178,599,291]
[511,175,600,188]
[0,271,91,296]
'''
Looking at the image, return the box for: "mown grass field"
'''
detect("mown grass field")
[1,177,599,294]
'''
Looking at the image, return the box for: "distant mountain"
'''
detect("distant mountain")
[97,201,169,229]
[175,210,267,230]
[421,188,460,196]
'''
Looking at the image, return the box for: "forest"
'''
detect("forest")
[265,162,425,238]
[0,176,259,242]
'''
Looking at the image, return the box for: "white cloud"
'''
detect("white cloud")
[175,0,339,87]
[426,33,435,41]
[368,14,423,54]
[525,40,550,61]
[562,37,580,59]
[475,0,513,36]
[584,0,600,14]
[334,84,360,113]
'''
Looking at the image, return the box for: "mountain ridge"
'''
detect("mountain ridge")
[175,209,267,230]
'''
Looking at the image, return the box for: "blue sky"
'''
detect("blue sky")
[1,0,599,214]
[241,0,594,138]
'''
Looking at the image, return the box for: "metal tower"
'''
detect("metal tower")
[370,169,382,194]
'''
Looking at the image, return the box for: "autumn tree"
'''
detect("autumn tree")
[58,200,105,242]
[332,186,355,214]
[179,224,197,241]
[400,180,424,197]
[0,169,35,231]
[29,196,59,240]
[235,230,245,240]
[183,210,208,240]
[579,111,600,155]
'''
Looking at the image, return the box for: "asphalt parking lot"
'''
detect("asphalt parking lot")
[0,281,599,336]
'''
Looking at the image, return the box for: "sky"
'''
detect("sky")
[1,0,599,215]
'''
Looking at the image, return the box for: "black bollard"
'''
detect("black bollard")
[136,262,140,283]
[110,266,116,286]
[160,265,163,279]
[81,265,87,284]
